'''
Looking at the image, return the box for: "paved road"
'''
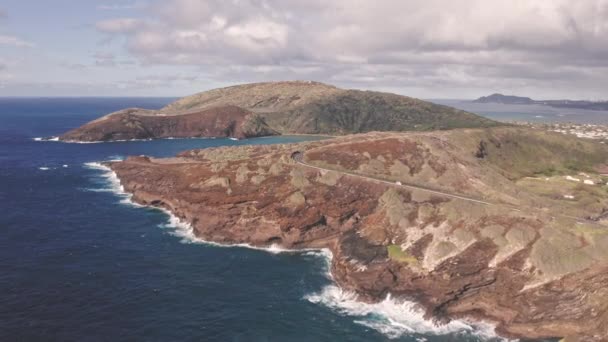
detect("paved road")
[291,151,605,226]
[292,151,493,205]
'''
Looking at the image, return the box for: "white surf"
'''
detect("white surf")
[85,158,509,341]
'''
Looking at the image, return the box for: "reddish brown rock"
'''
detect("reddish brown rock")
[108,128,608,341]
[60,105,277,142]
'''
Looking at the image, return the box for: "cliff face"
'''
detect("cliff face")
[108,127,608,341]
[60,105,278,142]
[60,81,500,142]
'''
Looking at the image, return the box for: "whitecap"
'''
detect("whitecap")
[107,155,124,162]
[82,161,328,259]
[62,140,103,144]
[84,159,507,341]
[305,285,508,341]
[83,162,141,207]
[33,136,59,142]
[62,136,214,144]
[157,208,333,259]
[38,166,50,170]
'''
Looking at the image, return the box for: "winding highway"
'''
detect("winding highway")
[291,151,492,205]
[290,151,605,225]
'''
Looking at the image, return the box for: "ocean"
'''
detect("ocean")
[1,98,543,341]
[431,99,608,124]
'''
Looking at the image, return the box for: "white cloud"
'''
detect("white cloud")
[91,51,136,67]
[0,35,34,47]
[97,1,147,11]
[96,18,143,33]
[85,0,608,98]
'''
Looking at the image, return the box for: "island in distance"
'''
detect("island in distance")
[474,93,608,111]
[65,81,608,341]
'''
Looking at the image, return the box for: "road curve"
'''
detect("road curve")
[291,151,606,226]
[291,151,492,205]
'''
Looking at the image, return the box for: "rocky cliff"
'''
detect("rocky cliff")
[60,81,499,142]
[108,127,608,341]
[60,105,278,142]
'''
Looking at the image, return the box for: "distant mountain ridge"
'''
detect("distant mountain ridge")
[474,93,608,110]
[474,93,534,105]
[60,81,500,142]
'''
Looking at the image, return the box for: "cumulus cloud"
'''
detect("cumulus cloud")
[96,18,144,33]
[92,51,136,67]
[94,0,608,97]
[117,74,201,89]
[97,1,147,11]
[0,34,34,47]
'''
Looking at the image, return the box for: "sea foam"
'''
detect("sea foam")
[84,159,508,341]
[83,160,142,207]
[158,207,332,259]
[33,136,59,142]
[305,286,508,341]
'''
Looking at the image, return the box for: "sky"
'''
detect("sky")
[1,0,608,99]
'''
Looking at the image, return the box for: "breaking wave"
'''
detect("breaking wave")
[305,286,508,341]
[84,159,508,341]
[84,159,331,257]
[52,137,220,144]
[157,208,333,262]
[38,164,68,170]
[83,160,141,207]
[33,136,59,142]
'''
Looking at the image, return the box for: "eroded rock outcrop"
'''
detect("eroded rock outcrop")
[60,105,278,142]
[108,127,608,341]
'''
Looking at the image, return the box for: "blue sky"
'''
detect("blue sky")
[1,1,608,99]
[0,0,212,96]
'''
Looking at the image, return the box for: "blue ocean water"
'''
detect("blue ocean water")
[431,99,608,124]
[1,98,531,341]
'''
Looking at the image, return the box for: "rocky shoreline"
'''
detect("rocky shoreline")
[104,161,508,340]
[105,128,608,341]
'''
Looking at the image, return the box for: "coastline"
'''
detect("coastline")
[84,160,508,341]
[35,133,335,144]
[87,127,608,341]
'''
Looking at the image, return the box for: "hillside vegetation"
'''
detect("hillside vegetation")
[60,81,500,141]
[109,126,608,340]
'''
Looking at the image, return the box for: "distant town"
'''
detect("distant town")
[521,122,608,142]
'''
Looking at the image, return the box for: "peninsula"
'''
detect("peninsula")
[107,127,608,341]
[60,81,498,142]
[65,82,608,341]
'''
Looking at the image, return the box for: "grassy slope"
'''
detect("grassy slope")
[468,127,608,179]
[264,90,500,134]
